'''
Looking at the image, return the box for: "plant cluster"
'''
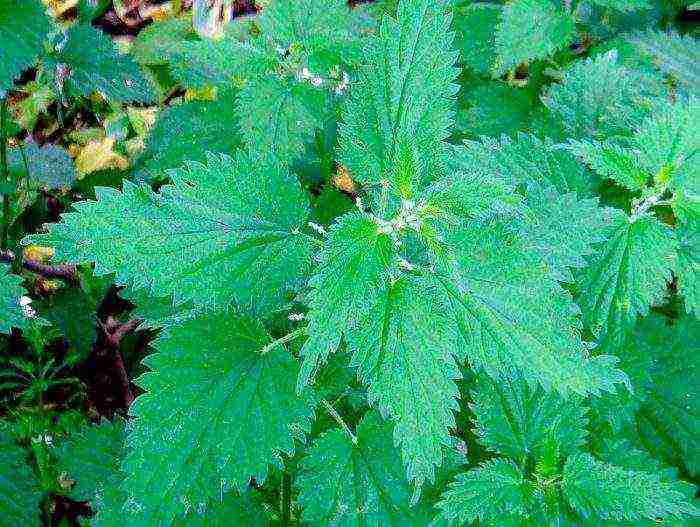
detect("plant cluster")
[0,0,698,525]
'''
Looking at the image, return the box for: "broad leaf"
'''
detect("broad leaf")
[629,30,700,97]
[298,212,394,389]
[298,411,431,526]
[562,453,699,521]
[55,417,126,504]
[346,276,462,490]
[436,459,532,525]
[338,0,459,202]
[0,431,42,527]
[519,184,619,282]
[134,94,242,184]
[0,267,30,334]
[0,0,51,96]
[635,315,700,479]
[118,313,315,525]
[493,0,575,77]
[237,76,327,161]
[673,192,699,315]
[542,51,666,139]
[27,151,312,314]
[437,218,627,396]
[470,374,588,462]
[52,23,153,103]
[577,213,677,352]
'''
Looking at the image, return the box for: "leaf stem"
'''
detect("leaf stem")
[280,470,292,527]
[630,190,672,221]
[321,398,357,445]
[259,327,307,355]
[1,99,9,250]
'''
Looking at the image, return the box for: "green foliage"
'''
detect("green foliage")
[298,411,431,525]
[628,30,699,97]
[633,315,700,479]
[436,458,531,525]
[29,151,313,314]
[578,213,677,351]
[0,431,42,527]
[493,0,575,77]
[338,0,459,201]
[0,266,31,334]
[542,50,666,139]
[119,313,314,525]
[51,23,153,103]
[562,453,696,521]
[8,139,76,190]
[2,0,699,525]
[134,94,241,184]
[55,417,126,504]
[0,0,52,96]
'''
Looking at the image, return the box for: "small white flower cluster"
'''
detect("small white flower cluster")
[298,67,324,88]
[298,66,350,95]
[31,433,53,446]
[19,296,37,319]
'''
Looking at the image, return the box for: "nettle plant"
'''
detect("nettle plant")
[1,0,699,525]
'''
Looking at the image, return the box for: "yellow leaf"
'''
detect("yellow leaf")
[24,245,54,262]
[74,138,129,178]
[331,165,356,194]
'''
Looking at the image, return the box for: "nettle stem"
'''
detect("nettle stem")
[630,190,673,221]
[259,327,307,355]
[1,98,10,250]
[321,398,357,445]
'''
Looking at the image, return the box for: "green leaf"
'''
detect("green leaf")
[0,0,52,96]
[8,139,76,190]
[172,492,269,527]
[452,3,499,75]
[258,0,358,62]
[0,266,31,334]
[493,0,575,77]
[346,275,462,490]
[297,411,428,526]
[436,459,532,525]
[53,23,153,103]
[470,374,588,462]
[673,192,699,315]
[0,431,42,527]
[633,98,699,192]
[298,212,394,389]
[237,76,327,161]
[454,78,535,139]
[55,417,126,504]
[27,151,312,315]
[118,313,315,525]
[561,453,699,521]
[520,184,620,282]
[542,50,666,139]
[456,133,595,196]
[588,0,651,11]
[567,140,648,192]
[437,218,627,396]
[338,0,459,201]
[628,30,700,97]
[577,214,677,352]
[635,315,700,479]
[134,94,242,184]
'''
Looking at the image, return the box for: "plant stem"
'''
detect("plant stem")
[0,249,77,281]
[259,327,306,355]
[321,398,357,445]
[1,99,9,250]
[281,470,292,527]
